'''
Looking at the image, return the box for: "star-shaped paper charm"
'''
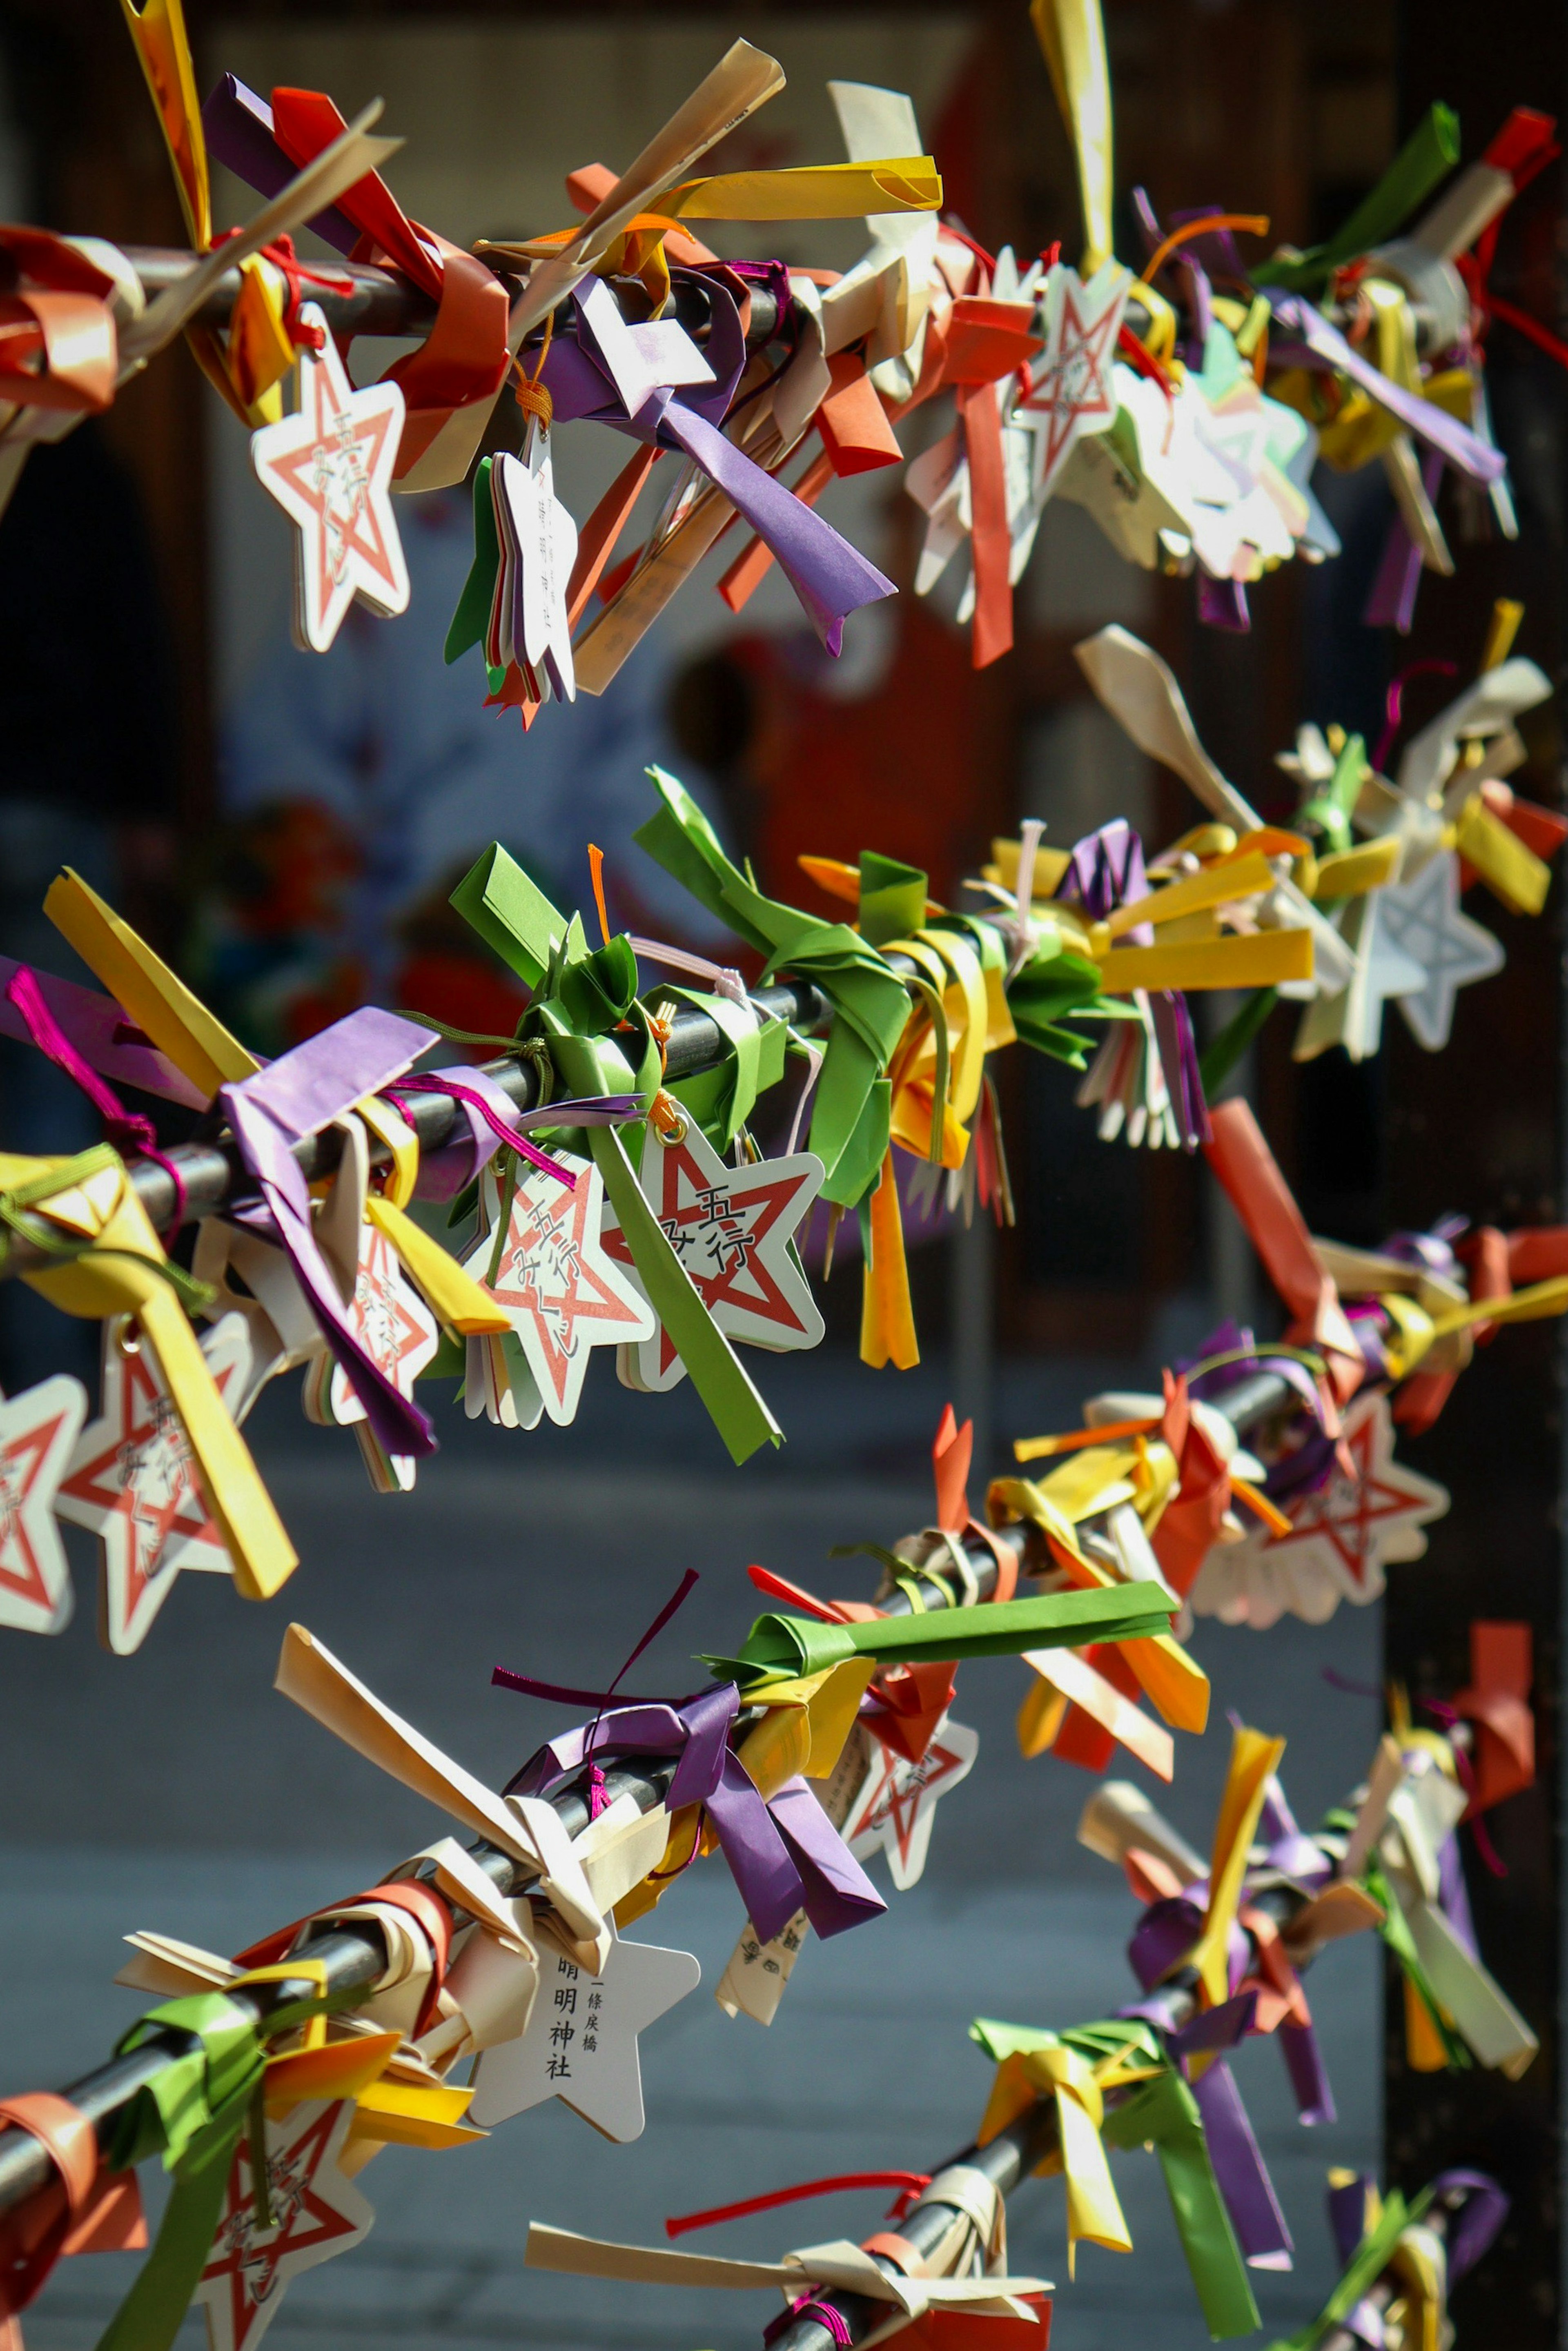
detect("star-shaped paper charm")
[601,1122,824,1393]
[461,1154,654,1426]
[1374,850,1506,1051]
[251,302,410,654]
[494,434,578,703]
[322,1221,439,1489]
[56,1312,255,1654]
[1293,888,1429,1063]
[194,2098,374,2351]
[468,1928,701,2142]
[1194,1393,1448,1628]
[844,1714,979,1891]
[0,1374,87,1636]
[1022,258,1131,498]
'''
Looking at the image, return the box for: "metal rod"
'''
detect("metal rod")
[0,1517,1024,2220]
[117,245,784,351]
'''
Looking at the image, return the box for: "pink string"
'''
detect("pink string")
[1422,1696,1509,1877]
[6,967,188,1231]
[767,2295,853,2347]
[628,935,751,1009]
[1371,659,1459,773]
[384,1079,576,1189]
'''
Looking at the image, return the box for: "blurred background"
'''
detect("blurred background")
[0,0,1562,2345]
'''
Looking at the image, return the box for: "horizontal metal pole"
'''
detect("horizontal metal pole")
[0,975,831,1275]
[0,1517,1025,2222]
[118,245,785,350]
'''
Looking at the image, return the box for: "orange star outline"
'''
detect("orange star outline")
[1264,1406,1439,1589]
[58,1345,232,1632]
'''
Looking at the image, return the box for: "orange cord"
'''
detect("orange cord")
[1138,212,1270,287]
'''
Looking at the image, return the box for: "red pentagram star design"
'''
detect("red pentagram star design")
[601,1122,824,1392]
[1256,1392,1448,1594]
[196,2099,373,2351]
[56,1314,253,1653]
[0,1375,86,1631]
[250,303,410,652]
[462,1153,653,1425]
[1021,260,1129,494]
[844,1716,979,1891]
[327,1225,439,1427]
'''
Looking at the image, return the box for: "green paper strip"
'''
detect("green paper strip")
[1266,2188,1432,2351]
[969,2015,1257,2340]
[588,1124,782,1466]
[1104,2070,1260,2340]
[445,456,501,664]
[858,851,928,948]
[1265,103,1460,289]
[1199,987,1278,1098]
[704,1580,1173,1686]
[635,768,911,1203]
[450,843,573,993]
[97,1994,266,2351]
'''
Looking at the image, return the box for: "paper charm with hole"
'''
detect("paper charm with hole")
[0,1371,87,1636]
[488,415,578,708]
[602,1117,824,1394]
[194,2098,374,2351]
[56,1311,256,1654]
[459,1151,654,1426]
[468,1922,699,2142]
[842,1711,980,1891]
[250,302,410,653]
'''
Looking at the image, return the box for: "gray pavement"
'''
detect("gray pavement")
[0,1344,1383,2349]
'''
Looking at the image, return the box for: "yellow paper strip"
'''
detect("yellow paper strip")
[1029,0,1114,271]
[366,1196,511,1335]
[1454,796,1551,916]
[1312,839,1403,899]
[1097,927,1313,994]
[1103,851,1276,939]
[1187,1724,1285,2006]
[666,157,941,220]
[45,870,258,1102]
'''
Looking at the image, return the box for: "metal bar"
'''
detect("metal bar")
[117,246,784,351]
[0,975,831,1273]
[0,1518,1024,2219]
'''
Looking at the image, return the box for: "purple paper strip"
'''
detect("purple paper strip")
[200,73,362,256]
[502,1683,884,1944]
[1058,818,1151,934]
[1192,2057,1294,2268]
[1437,1830,1479,1959]
[221,1007,438,1460]
[669,269,747,427]
[1364,448,1444,633]
[1328,2171,1374,2267]
[0,956,208,1110]
[1266,295,1504,484]
[1199,574,1251,631]
[1281,2017,1336,2124]
[1431,2169,1508,2282]
[637,390,895,657]
[1167,1991,1257,2059]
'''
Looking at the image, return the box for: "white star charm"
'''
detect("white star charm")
[194,2098,374,2351]
[603,1121,824,1394]
[303,1222,439,1492]
[492,430,578,704]
[0,1373,87,1636]
[843,1714,979,1891]
[459,1155,654,1427]
[1190,1392,1448,1629]
[1020,258,1131,500]
[1292,889,1429,1063]
[1374,850,1506,1050]
[56,1313,256,1654]
[251,303,410,653]
[468,1927,700,2142]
